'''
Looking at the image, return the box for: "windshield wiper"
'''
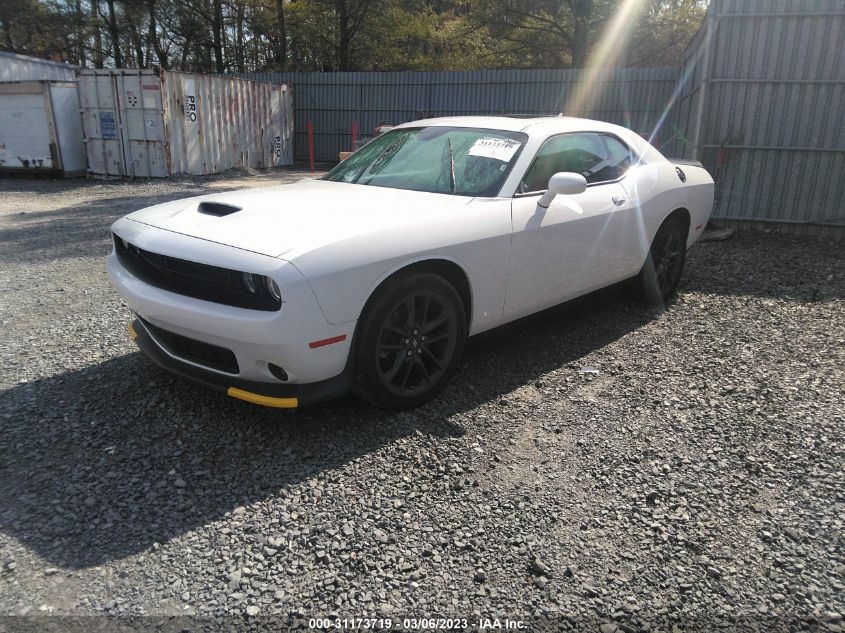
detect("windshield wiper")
[352,133,410,184]
[447,138,456,195]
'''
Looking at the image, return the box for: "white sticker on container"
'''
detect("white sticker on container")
[468,137,520,162]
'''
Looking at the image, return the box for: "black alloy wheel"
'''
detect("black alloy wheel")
[637,216,688,306]
[376,290,458,396]
[352,273,466,410]
[654,230,684,296]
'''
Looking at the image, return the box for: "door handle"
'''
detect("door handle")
[612,195,627,206]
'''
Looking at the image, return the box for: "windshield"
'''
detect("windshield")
[324,127,528,197]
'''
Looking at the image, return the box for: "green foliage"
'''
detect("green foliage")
[0,0,707,72]
[0,0,74,59]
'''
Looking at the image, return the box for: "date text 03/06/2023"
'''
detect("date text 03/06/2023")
[308,617,527,630]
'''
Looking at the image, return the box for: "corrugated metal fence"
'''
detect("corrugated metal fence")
[243,68,678,164]
[668,0,845,237]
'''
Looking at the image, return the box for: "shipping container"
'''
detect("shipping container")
[77,68,293,177]
[0,81,86,176]
[0,51,79,82]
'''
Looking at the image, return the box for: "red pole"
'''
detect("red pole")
[351,120,358,150]
[307,120,315,172]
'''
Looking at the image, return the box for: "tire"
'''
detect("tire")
[351,272,467,410]
[636,215,688,306]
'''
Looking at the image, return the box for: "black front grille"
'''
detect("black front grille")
[140,317,239,374]
[113,234,280,311]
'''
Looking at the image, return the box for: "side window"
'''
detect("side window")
[520,133,606,192]
[592,134,637,182]
[519,132,638,193]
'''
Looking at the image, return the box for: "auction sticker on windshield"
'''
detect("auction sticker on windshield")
[468,137,521,162]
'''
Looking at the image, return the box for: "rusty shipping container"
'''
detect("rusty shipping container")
[77,69,293,177]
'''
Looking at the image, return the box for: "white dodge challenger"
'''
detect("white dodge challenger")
[108,116,714,410]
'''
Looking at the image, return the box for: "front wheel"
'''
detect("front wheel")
[636,216,688,306]
[352,272,467,410]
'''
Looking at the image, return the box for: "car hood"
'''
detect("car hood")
[125,179,473,258]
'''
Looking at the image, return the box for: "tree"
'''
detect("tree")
[0,0,71,58]
[353,1,489,70]
[104,0,122,66]
[91,0,104,67]
[471,0,614,68]
[624,0,706,66]
[472,0,706,69]
[147,0,168,68]
[0,0,706,73]
[274,0,287,68]
[72,0,86,65]
[211,0,224,73]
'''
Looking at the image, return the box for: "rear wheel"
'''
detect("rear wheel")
[636,216,687,305]
[352,273,467,410]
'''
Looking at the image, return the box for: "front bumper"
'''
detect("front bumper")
[130,319,351,408]
[108,218,356,386]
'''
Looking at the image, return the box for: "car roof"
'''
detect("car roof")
[392,115,666,164]
[393,115,627,135]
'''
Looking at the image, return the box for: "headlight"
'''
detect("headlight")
[266,277,282,301]
[242,272,280,303]
[242,272,258,293]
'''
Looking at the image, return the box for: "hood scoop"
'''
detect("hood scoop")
[197,201,242,217]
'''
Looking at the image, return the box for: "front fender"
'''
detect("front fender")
[286,198,512,335]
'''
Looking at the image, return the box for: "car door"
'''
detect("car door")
[503,132,641,322]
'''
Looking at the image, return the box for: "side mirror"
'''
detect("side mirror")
[537,172,587,208]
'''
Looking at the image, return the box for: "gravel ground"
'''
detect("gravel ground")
[0,172,843,632]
